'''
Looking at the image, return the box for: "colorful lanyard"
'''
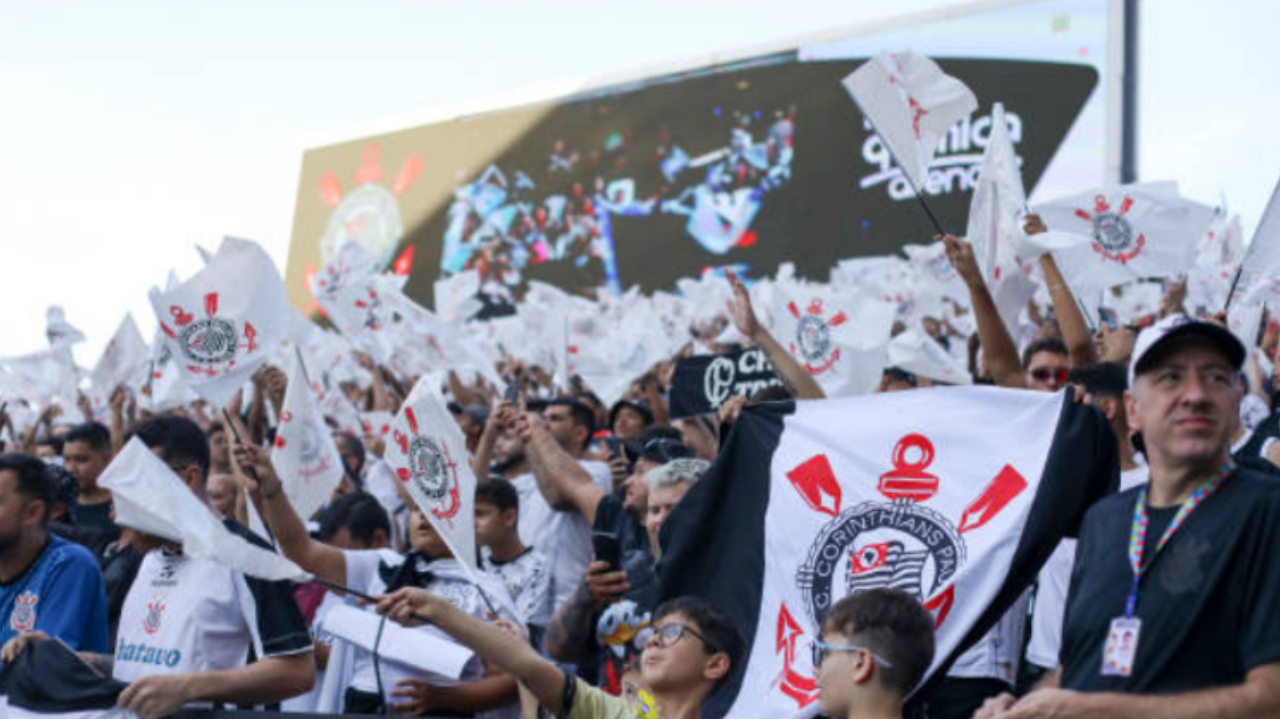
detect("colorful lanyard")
[1124,460,1234,618]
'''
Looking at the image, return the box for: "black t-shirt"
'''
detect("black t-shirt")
[1060,467,1280,693]
[587,495,660,694]
[73,500,116,532]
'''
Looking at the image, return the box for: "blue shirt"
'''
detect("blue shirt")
[0,535,109,656]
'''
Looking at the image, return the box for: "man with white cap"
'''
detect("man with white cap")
[976,315,1280,718]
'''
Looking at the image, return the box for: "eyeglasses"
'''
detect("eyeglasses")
[811,640,894,669]
[634,622,719,653]
[1029,367,1069,384]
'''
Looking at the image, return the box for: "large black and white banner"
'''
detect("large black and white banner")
[658,387,1118,719]
[668,348,782,419]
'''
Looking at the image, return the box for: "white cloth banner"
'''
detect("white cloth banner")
[271,352,345,521]
[90,314,149,394]
[100,438,308,582]
[770,285,897,397]
[1236,177,1280,309]
[150,238,294,408]
[842,50,978,191]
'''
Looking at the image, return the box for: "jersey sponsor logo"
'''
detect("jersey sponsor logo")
[116,638,183,668]
[776,433,1028,708]
[9,590,38,632]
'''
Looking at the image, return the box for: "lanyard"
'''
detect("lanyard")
[1124,461,1234,618]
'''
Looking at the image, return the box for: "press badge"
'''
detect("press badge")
[1101,617,1141,677]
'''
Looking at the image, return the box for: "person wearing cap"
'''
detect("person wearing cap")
[608,400,653,443]
[975,315,1280,719]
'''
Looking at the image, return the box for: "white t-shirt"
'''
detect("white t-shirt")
[1025,464,1150,670]
[340,549,518,718]
[482,547,553,630]
[113,542,312,689]
[511,461,613,611]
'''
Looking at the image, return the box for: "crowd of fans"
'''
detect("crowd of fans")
[0,211,1278,719]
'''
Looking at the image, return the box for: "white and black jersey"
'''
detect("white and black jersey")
[112,520,311,687]
[481,547,552,630]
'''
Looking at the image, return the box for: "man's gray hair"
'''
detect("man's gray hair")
[643,458,711,492]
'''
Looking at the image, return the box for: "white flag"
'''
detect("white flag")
[271,353,344,521]
[101,438,308,582]
[1036,182,1215,291]
[842,50,978,191]
[45,306,86,350]
[90,314,149,394]
[383,384,481,582]
[965,102,1039,337]
[1236,177,1280,309]
[771,285,897,397]
[888,328,973,385]
[150,238,294,408]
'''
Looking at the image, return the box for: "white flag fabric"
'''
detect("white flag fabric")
[45,306,86,350]
[150,238,294,408]
[842,50,978,191]
[271,353,345,521]
[90,314,149,394]
[100,438,308,582]
[1235,177,1280,309]
[770,285,897,397]
[383,385,481,582]
[659,388,1117,719]
[965,103,1039,336]
[888,328,973,385]
[1036,182,1216,291]
[1188,213,1243,312]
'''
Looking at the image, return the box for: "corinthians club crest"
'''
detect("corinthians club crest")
[775,434,1030,709]
[1074,194,1146,265]
[393,407,461,522]
[160,292,259,377]
[787,298,847,375]
[144,593,166,635]
[9,590,37,632]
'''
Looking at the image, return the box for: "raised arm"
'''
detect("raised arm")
[232,443,347,587]
[943,235,1027,389]
[725,269,825,400]
[517,411,605,523]
[1027,215,1096,367]
[376,588,568,715]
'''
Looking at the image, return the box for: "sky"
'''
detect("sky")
[2,0,1278,364]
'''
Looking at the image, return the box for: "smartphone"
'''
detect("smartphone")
[1098,307,1119,332]
[605,436,622,460]
[504,379,521,405]
[592,531,622,571]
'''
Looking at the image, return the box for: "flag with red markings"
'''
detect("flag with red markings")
[842,50,978,193]
[769,284,897,397]
[149,238,294,408]
[271,352,344,521]
[383,383,481,581]
[657,387,1117,719]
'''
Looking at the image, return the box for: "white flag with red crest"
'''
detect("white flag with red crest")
[271,353,344,521]
[1235,177,1280,310]
[149,238,294,408]
[770,284,897,397]
[842,50,978,192]
[1035,182,1215,291]
[383,383,481,582]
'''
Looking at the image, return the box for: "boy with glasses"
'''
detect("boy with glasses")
[814,588,936,719]
[374,590,743,719]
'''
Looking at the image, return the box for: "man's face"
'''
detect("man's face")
[645,481,691,558]
[640,611,724,693]
[493,427,526,468]
[543,406,584,453]
[208,429,230,469]
[474,502,513,549]
[408,507,450,559]
[623,457,658,516]
[1127,340,1240,470]
[613,407,647,442]
[1025,351,1070,392]
[0,470,38,556]
[814,630,859,716]
[206,473,238,518]
[63,441,110,488]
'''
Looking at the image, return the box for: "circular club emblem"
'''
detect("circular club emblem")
[407,435,451,502]
[177,317,238,364]
[796,501,965,629]
[795,315,831,362]
[1091,212,1134,253]
[320,184,404,265]
[703,357,737,408]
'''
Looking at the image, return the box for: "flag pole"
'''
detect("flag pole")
[857,112,946,236]
[1224,267,1244,311]
[293,346,313,388]
[309,576,432,624]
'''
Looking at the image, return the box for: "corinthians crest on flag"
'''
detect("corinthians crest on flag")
[657,387,1117,719]
[384,382,482,582]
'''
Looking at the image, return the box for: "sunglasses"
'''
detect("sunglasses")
[634,622,719,653]
[1029,367,1069,384]
[810,640,894,669]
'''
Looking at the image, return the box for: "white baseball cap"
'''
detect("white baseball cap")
[1128,314,1246,389]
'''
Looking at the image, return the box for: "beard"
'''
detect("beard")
[0,529,23,557]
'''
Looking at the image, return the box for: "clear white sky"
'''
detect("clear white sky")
[2,0,1278,363]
